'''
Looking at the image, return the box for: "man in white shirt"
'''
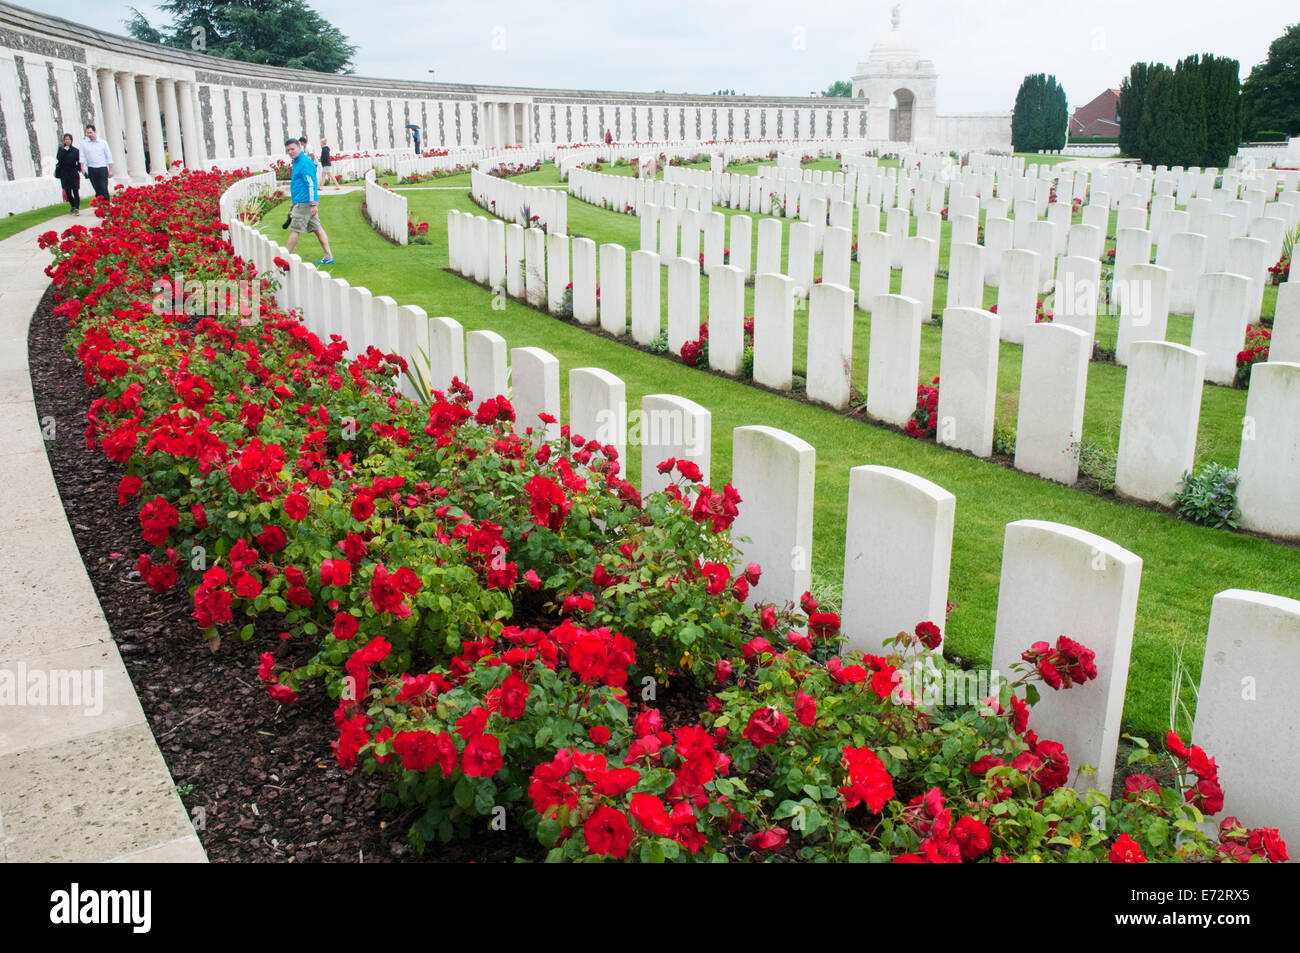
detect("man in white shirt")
[79,124,113,202]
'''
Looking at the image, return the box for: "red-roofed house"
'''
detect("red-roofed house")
[1070,89,1120,139]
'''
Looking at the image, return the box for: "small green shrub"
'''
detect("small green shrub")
[1172,463,1241,529]
[992,424,1017,457]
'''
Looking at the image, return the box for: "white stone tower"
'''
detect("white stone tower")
[851,5,939,143]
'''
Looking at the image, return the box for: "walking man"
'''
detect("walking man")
[79,124,113,202]
[284,138,335,265]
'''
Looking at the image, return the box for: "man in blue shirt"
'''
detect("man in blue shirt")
[284,138,335,264]
[78,124,113,202]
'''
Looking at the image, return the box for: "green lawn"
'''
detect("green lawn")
[258,168,1300,746]
[1,202,70,241]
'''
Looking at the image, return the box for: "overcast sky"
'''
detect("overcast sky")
[48,0,1296,113]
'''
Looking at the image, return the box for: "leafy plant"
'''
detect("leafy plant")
[993,424,1017,457]
[1171,463,1241,528]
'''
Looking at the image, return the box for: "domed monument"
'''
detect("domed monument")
[851,5,939,143]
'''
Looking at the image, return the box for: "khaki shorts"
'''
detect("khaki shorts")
[289,202,321,233]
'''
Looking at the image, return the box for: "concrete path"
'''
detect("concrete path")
[0,215,206,863]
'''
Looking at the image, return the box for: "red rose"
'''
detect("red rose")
[588,726,611,745]
[584,806,634,858]
[319,558,352,587]
[256,525,287,553]
[742,707,789,748]
[461,733,503,777]
[742,637,775,665]
[499,673,530,720]
[952,816,992,859]
[333,612,359,641]
[795,691,816,727]
[746,828,788,851]
[915,621,942,649]
[283,492,310,520]
[1123,773,1161,800]
[1246,827,1288,863]
[715,658,733,684]
[391,730,442,772]
[1109,832,1146,863]
[629,793,673,837]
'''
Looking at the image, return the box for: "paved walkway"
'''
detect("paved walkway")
[0,216,205,863]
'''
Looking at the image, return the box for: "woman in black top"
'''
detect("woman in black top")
[54,133,81,214]
[319,139,333,186]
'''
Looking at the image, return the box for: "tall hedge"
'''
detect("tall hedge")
[1122,54,1240,166]
[1012,74,1068,152]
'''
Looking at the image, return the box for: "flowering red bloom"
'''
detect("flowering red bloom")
[283,492,310,520]
[746,828,788,851]
[462,733,504,777]
[1109,832,1146,863]
[499,673,530,720]
[915,621,942,649]
[584,806,634,858]
[840,747,895,812]
[742,707,789,748]
[952,816,992,859]
[795,691,816,727]
[369,564,413,618]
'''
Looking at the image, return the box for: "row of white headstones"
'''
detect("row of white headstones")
[222,176,1300,850]
[445,187,1300,540]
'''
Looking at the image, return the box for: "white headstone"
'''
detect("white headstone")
[667,256,701,355]
[806,282,856,409]
[866,294,922,426]
[428,315,466,392]
[1237,361,1300,539]
[708,264,746,375]
[841,465,955,655]
[996,248,1040,344]
[1190,272,1251,384]
[731,426,816,607]
[630,250,661,345]
[511,346,560,442]
[938,306,999,457]
[1015,322,1090,485]
[990,520,1142,796]
[599,243,627,336]
[1115,264,1172,365]
[1115,341,1206,504]
[639,394,711,495]
[466,329,508,401]
[571,237,598,325]
[754,272,795,391]
[569,367,627,466]
[1192,589,1300,840]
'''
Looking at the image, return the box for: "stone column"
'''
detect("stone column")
[95,68,125,175]
[141,77,166,176]
[117,72,148,180]
[177,80,201,169]
[160,79,183,173]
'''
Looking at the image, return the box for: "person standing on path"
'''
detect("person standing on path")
[54,134,81,215]
[79,124,113,202]
[284,138,335,264]
[319,139,333,186]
